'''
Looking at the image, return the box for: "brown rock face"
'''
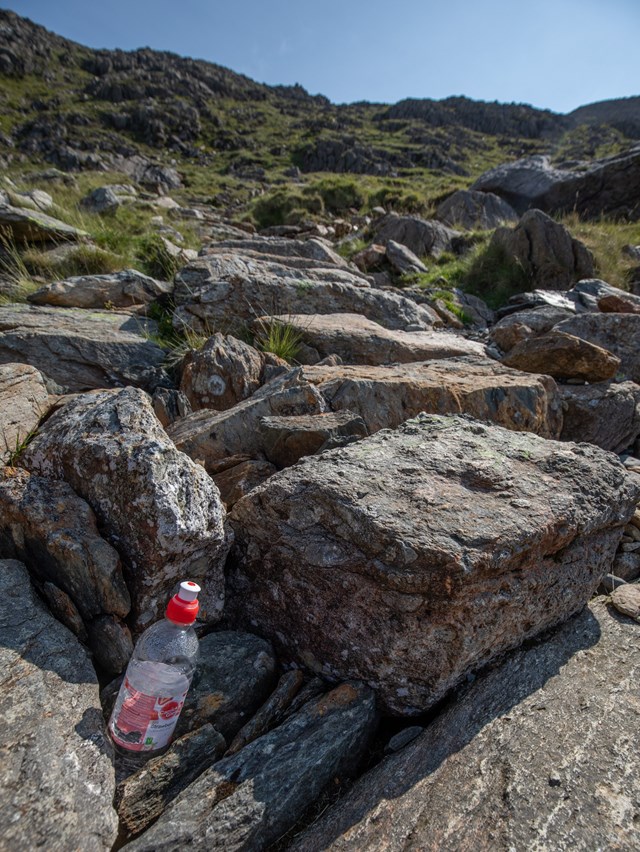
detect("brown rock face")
[560,381,640,453]
[20,387,230,630]
[303,357,563,438]
[260,411,369,468]
[502,330,620,382]
[213,459,277,508]
[227,414,639,714]
[0,363,49,463]
[489,305,575,353]
[554,313,640,382]
[291,599,640,852]
[253,313,486,366]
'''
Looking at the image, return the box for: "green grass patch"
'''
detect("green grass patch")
[557,213,640,290]
[254,318,303,362]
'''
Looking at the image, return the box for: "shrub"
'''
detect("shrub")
[254,318,302,362]
[310,177,365,214]
[135,233,182,280]
[252,190,324,229]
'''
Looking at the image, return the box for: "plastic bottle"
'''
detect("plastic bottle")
[109,580,201,753]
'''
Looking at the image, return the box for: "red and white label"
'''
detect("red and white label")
[109,677,188,752]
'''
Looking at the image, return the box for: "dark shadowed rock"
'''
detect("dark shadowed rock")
[554,313,640,383]
[213,459,277,508]
[490,209,594,291]
[28,268,172,309]
[303,357,563,437]
[227,415,639,714]
[0,363,49,462]
[261,410,369,468]
[151,387,193,427]
[0,304,170,392]
[374,213,459,258]
[124,682,377,852]
[560,381,640,453]
[291,598,640,851]
[502,331,620,382]
[20,387,230,630]
[436,188,518,229]
[0,559,118,850]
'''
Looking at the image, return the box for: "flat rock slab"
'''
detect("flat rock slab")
[124,682,377,852]
[228,414,639,714]
[21,387,230,630]
[502,330,620,382]
[0,559,118,850]
[28,268,172,309]
[560,381,640,453]
[303,356,563,438]
[292,599,640,852]
[261,410,369,468]
[554,313,640,383]
[0,304,169,392]
[0,202,86,242]
[0,363,49,463]
[254,313,486,365]
[172,253,438,333]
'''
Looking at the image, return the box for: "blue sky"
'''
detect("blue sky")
[5,0,640,113]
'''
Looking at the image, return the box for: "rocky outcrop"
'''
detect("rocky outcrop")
[560,381,640,453]
[502,331,620,382]
[124,682,377,852]
[0,559,118,850]
[227,414,639,714]
[303,357,563,437]
[0,201,86,242]
[554,313,640,382]
[253,313,486,366]
[261,411,369,468]
[291,598,640,851]
[0,363,49,462]
[490,209,594,290]
[472,149,640,219]
[436,188,518,229]
[28,268,172,309]
[173,252,438,333]
[20,387,230,630]
[168,369,326,473]
[0,304,169,392]
[0,468,132,672]
[373,213,459,259]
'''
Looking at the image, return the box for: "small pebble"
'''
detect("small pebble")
[611,584,640,620]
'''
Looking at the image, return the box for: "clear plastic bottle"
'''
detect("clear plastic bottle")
[109,581,201,753]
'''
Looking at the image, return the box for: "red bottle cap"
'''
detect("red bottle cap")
[165,581,201,625]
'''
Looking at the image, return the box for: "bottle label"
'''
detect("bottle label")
[109,676,189,752]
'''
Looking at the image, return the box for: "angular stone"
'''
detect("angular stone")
[352,243,386,272]
[0,559,118,850]
[560,381,640,453]
[213,459,277,508]
[180,333,265,411]
[176,631,277,741]
[436,188,518,229]
[0,363,49,463]
[490,209,594,291]
[0,201,86,242]
[0,304,169,392]
[42,580,88,640]
[151,387,192,428]
[124,682,377,852]
[28,269,172,309]
[292,599,640,851]
[489,305,575,352]
[173,253,438,334]
[20,387,230,630]
[502,330,620,382]
[207,236,356,271]
[303,357,563,438]
[374,213,459,259]
[611,583,640,619]
[227,414,639,714]
[168,369,326,474]
[254,313,486,366]
[554,313,640,383]
[385,239,427,274]
[117,725,227,839]
[261,411,369,468]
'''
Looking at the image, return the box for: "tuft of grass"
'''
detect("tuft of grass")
[135,233,184,280]
[557,213,640,290]
[0,231,40,303]
[254,318,303,362]
[336,237,368,260]
[21,243,124,279]
[4,426,38,466]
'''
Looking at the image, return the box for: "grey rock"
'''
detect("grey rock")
[151,387,193,428]
[560,381,640,453]
[28,268,172,309]
[207,236,354,270]
[490,209,594,291]
[436,188,518,229]
[384,726,424,754]
[0,559,118,850]
[385,239,428,274]
[374,213,459,258]
[554,312,640,383]
[20,387,230,630]
[0,201,86,242]
[176,630,277,741]
[261,410,369,468]
[80,186,123,214]
[611,552,640,583]
[0,304,170,392]
[0,362,49,463]
[292,599,640,851]
[124,682,377,852]
[227,414,639,714]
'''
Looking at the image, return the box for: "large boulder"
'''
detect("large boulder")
[436,188,518,229]
[20,387,230,630]
[373,213,459,258]
[303,357,563,437]
[227,414,639,714]
[560,381,640,453]
[124,682,377,852]
[0,304,169,392]
[501,330,620,382]
[173,252,438,333]
[490,209,594,291]
[206,236,356,270]
[28,269,172,309]
[292,598,640,852]
[0,559,118,850]
[0,363,49,463]
[554,313,640,382]
[489,305,576,352]
[0,201,86,242]
[253,313,486,366]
